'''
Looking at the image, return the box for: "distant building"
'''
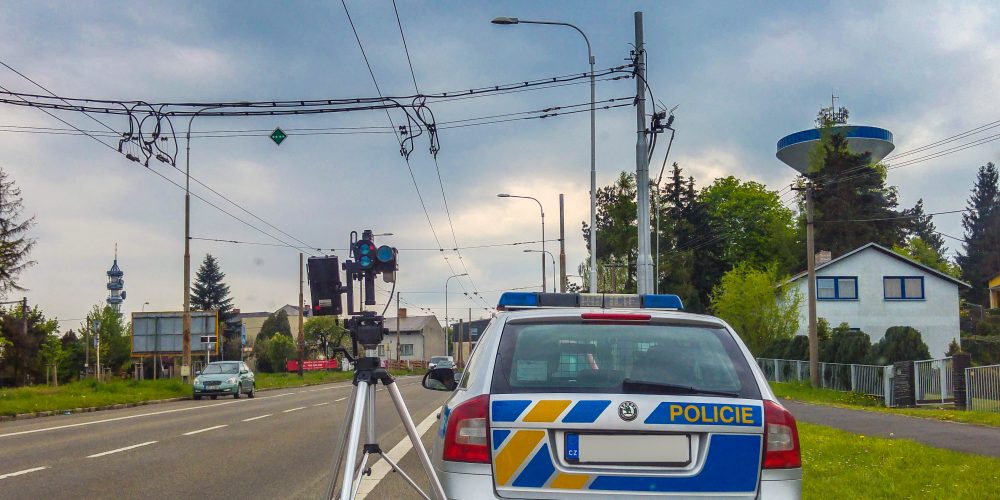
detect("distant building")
[451,318,492,364]
[239,304,311,346]
[989,273,1000,309]
[381,309,446,361]
[785,243,970,358]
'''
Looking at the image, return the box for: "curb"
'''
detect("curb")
[0,375,391,423]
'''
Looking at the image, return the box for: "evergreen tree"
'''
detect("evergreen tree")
[0,304,59,386]
[581,172,638,292]
[0,167,36,299]
[907,199,946,254]
[957,162,1000,305]
[258,309,293,340]
[808,132,906,255]
[190,254,240,359]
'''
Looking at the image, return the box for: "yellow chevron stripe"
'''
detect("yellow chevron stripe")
[494,430,544,485]
[522,400,571,422]
[549,473,590,490]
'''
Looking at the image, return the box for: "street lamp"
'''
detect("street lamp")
[523,249,557,293]
[498,193,546,292]
[444,273,467,357]
[493,16,597,293]
[141,302,150,312]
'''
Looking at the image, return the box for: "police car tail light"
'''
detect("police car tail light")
[443,395,490,463]
[763,400,801,469]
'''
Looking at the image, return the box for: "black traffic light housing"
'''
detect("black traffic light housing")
[307,255,343,316]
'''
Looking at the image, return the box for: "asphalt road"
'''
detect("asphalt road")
[0,377,449,499]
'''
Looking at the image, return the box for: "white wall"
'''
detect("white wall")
[788,247,961,358]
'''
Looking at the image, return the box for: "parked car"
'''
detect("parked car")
[428,356,454,370]
[193,361,255,400]
[422,292,801,499]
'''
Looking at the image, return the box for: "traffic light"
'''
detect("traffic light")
[375,244,397,281]
[354,238,376,271]
[307,256,343,316]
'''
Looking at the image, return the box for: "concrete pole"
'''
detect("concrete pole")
[559,194,567,292]
[298,253,305,377]
[396,292,401,364]
[634,11,654,295]
[541,207,547,293]
[806,184,819,387]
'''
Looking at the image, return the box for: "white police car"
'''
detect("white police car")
[421,292,801,499]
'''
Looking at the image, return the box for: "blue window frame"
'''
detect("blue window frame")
[816,276,858,300]
[884,276,925,300]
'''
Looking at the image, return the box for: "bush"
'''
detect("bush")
[709,262,802,355]
[822,323,871,365]
[266,335,295,373]
[869,326,931,365]
[761,337,793,359]
[962,335,1000,365]
[252,338,273,373]
[783,335,811,361]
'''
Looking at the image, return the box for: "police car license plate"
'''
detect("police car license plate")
[565,433,690,465]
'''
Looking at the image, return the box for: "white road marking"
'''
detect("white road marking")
[314,402,330,407]
[242,414,272,422]
[182,424,228,436]
[259,392,294,399]
[0,466,49,479]
[87,441,157,458]
[334,397,347,402]
[283,406,307,413]
[356,409,440,499]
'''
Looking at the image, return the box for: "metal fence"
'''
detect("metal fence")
[757,358,894,406]
[914,358,954,405]
[965,364,1000,412]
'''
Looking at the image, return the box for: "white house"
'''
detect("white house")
[785,243,970,358]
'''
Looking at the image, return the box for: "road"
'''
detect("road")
[0,377,449,499]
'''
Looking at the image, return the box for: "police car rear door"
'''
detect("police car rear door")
[488,312,765,498]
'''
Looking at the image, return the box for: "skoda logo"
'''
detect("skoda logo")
[618,401,638,421]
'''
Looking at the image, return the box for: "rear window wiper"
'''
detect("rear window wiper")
[621,378,740,398]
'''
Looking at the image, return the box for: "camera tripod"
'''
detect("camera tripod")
[324,355,446,500]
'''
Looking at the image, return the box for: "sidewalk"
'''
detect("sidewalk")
[781,399,1000,457]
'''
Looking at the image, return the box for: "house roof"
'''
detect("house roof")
[785,242,971,288]
[383,315,441,333]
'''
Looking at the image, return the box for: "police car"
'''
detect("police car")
[421,292,801,499]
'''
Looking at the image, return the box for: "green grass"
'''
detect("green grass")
[801,422,1000,498]
[254,370,354,389]
[771,381,1000,428]
[0,379,190,417]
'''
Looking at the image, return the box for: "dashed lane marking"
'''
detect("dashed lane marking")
[242,414,272,422]
[87,441,157,458]
[283,407,307,413]
[182,425,228,436]
[334,397,347,402]
[314,402,330,407]
[0,466,49,480]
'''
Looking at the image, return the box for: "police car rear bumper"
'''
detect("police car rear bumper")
[435,468,802,499]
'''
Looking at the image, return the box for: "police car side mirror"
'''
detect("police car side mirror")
[422,367,457,391]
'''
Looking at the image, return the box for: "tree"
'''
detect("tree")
[0,168,36,299]
[266,334,295,373]
[710,262,802,355]
[81,304,131,375]
[252,337,272,372]
[957,163,1000,306]
[259,309,292,341]
[581,172,638,293]
[38,334,65,385]
[870,326,931,364]
[808,131,907,255]
[821,323,871,365]
[700,176,799,274]
[190,254,240,359]
[907,199,946,255]
[892,237,960,278]
[0,304,58,386]
[305,316,348,359]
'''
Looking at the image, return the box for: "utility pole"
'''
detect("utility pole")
[93,319,101,383]
[457,318,463,368]
[633,11,654,295]
[467,308,472,368]
[396,292,401,364]
[298,253,305,377]
[792,181,820,386]
[559,194,567,292]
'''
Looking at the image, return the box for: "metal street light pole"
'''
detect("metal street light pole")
[445,273,467,358]
[523,250,557,292]
[492,17,596,293]
[141,302,149,312]
[498,194,545,292]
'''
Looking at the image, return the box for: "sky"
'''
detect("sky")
[0,0,998,330]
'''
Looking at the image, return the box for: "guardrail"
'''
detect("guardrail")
[965,364,1000,412]
[756,358,894,407]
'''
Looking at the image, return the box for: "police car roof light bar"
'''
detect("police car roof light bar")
[496,292,684,311]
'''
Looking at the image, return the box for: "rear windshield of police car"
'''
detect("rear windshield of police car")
[490,320,761,399]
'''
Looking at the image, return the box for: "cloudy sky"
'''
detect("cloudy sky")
[1,0,998,329]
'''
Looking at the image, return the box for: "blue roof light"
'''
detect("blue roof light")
[497,292,538,309]
[642,294,684,310]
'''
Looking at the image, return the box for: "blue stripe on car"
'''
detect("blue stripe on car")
[492,400,532,422]
[560,400,611,423]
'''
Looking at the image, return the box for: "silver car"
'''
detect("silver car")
[422,292,802,499]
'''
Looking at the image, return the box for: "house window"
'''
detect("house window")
[400,344,414,356]
[884,276,924,300]
[817,277,858,300]
[377,344,385,357]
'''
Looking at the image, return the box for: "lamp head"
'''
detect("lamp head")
[496,193,510,198]
[491,16,519,25]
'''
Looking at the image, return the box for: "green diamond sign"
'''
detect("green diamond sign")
[270,127,287,145]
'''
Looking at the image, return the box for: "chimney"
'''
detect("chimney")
[816,250,832,265]
[398,308,407,318]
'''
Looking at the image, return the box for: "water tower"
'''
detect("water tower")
[776,97,895,172]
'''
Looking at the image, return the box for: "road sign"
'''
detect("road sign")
[131,311,219,355]
[270,127,287,145]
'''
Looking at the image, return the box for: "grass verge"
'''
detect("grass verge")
[253,370,354,389]
[801,422,1000,498]
[772,381,1000,428]
[0,379,189,417]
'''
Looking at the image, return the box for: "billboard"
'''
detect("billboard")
[131,311,219,356]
